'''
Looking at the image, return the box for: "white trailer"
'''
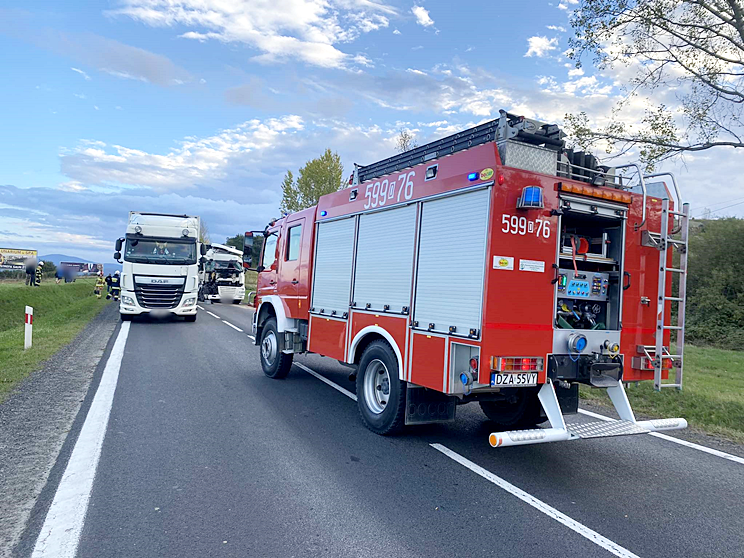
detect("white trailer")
[114,212,205,322]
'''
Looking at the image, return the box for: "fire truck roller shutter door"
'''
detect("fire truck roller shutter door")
[354,204,416,313]
[311,217,355,317]
[414,188,490,336]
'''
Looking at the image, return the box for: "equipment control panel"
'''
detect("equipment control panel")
[557,269,610,301]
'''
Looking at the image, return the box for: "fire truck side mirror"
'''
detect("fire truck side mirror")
[243,231,265,271]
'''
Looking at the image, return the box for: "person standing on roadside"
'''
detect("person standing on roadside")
[55,267,63,284]
[105,273,112,296]
[34,261,44,286]
[94,272,105,299]
[109,270,121,301]
[25,258,36,286]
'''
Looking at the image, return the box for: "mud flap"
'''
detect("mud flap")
[405,386,457,425]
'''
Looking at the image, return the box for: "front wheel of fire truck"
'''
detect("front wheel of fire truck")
[259,318,293,379]
[479,388,545,429]
[356,341,406,435]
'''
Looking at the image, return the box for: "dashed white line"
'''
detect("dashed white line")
[578,408,744,466]
[293,362,357,401]
[206,311,220,319]
[246,334,255,341]
[223,320,243,332]
[32,322,131,558]
[430,443,641,558]
[197,305,205,310]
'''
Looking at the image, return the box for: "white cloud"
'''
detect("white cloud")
[525,36,559,57]
[411,5,434,27]
[74,93,87,99]
[393,28,401,35]
[558,2,568,9]
[546,25,566,32]
[111,0,397,69]
[568,67,584,77]
[71,67,91,80]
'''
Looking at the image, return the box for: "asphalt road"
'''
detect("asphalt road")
[19,302,744,557]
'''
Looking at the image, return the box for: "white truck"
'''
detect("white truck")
[201,243,246,304]
[114,212,205,322]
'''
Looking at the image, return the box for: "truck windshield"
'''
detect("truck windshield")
[214,260,243,272]
[124,238,197,265]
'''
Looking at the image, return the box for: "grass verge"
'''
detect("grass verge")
[0,278,110,402]
[580,344,744,444]
[243,270,258,304]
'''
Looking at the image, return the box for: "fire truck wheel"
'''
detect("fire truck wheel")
[356,340,406,435]
[260,318,293,379]
[479,389,544,429]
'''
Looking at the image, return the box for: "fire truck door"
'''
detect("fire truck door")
[257,228,279,299]
[278,217,306,316]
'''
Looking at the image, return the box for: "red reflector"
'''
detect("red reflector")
[521,358,531,371]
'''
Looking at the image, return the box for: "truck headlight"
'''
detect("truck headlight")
[182,297,196,307]
[122,296,135,306]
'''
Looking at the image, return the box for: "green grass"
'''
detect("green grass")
[243,270,258,304]
[0,278,109,402]
[580,344,744,443]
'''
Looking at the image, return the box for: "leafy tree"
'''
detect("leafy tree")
[395,129,418,153]
[199,220,211,244]
[567,0,744,169]
[225,234,244,251]
[686,217,744,348]
[279,149,344,213]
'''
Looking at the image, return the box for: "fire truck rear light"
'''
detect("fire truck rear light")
[491,357,544,372]
[468,172,478,181]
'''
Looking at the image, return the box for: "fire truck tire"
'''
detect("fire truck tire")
[356,340,406,435]
[479,389,544,429]
[260,318,292,379]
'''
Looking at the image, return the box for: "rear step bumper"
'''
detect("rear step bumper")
[488,381,687,448]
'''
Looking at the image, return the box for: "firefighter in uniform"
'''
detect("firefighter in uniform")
[34,261,44,286]
[94,273,105,299]
[108,270,121,301]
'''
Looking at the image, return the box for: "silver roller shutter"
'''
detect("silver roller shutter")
[353,204,416,313]
[414,188,490,336]
[311,217,355,315]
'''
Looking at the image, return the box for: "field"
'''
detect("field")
[581,344,744,443]
[0,278,109,402]
[243,270,258,303]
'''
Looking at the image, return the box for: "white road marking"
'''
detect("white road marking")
[206,311,220,319]
[430,443,641,558]
[246,335,255,341]
[293,362,357,401]
[578,408,744,466]
[222,320,243,332]
[32,322,131,558]
[197,305,205,310]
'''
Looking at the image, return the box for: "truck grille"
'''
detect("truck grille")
[135,283,184,309]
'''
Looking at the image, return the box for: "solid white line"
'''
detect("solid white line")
[430,443,641,558]
[32,322,131,558]
[293,362,357,401]
[578,409,744,466]
[197,305,205,310]
[222,320,243,332]
[206,311,220,319]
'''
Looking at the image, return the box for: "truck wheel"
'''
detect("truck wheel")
[185,315,197,322]
[260,318,292,379]
[480,389,544,429]
[356,340,406,435]
[121,314,132,321]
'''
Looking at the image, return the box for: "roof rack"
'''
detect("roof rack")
[355,110,566,184]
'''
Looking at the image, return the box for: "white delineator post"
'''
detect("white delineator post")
[24,306,33,350]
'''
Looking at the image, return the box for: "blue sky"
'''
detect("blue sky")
[1,0,742,263]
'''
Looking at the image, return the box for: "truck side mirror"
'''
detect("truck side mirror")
[115,238,124,251]
[114,251,121,260]
[243,231,265,271]
[200,244,207,256]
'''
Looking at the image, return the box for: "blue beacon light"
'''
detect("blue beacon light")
[320,210,328,217]
[467,172,479,181]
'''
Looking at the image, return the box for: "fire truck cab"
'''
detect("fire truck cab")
[245,110,689,447]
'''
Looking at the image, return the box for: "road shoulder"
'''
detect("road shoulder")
[0,304,120,557]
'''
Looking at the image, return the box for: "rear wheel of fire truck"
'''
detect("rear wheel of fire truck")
[356,341,405,435]
[259,318,292,379]
[479,388,544,429]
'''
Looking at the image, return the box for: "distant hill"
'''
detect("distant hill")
[40,254,122,275]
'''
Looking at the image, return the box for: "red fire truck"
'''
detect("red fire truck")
[243,110,689,447]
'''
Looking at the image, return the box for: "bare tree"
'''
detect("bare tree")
[199,220,211,244]
[395,129,419,153]
[567,0,744,169]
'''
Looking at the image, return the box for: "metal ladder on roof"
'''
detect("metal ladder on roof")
[640,193,690,390]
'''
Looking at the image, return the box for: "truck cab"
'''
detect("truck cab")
[115,212,204,322]
[201,243,246,304]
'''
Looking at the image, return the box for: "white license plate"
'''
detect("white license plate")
[490,373,538,387]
